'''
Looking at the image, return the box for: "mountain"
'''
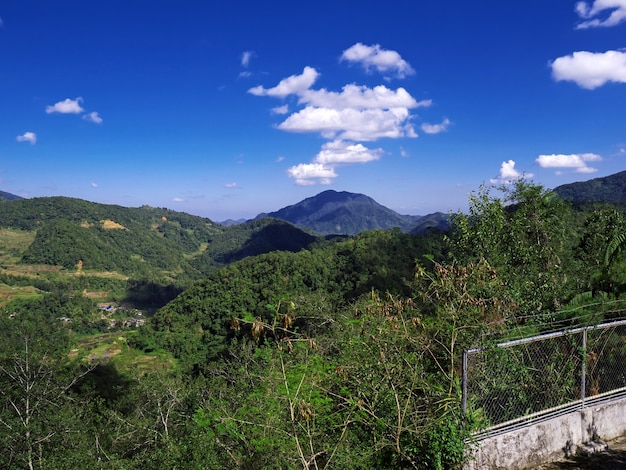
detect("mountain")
[409,212,450,234]
[218,218,247,226]
[0,196,318,281]
[553,170,626,206]
[190,217,320,274]
[255,190,428,235]
[0,190,22,201]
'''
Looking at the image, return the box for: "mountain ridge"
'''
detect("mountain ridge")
[255,189,440,235]
[553,170,626,206]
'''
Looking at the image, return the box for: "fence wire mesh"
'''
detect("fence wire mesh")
[463,320,626,434]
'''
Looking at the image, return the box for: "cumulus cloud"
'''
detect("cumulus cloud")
[421,118,451,135]
[278,106,416,141]
[286,163,337,186]
[313,140,383,165]
[490,160,533,184]
[16,132,37,144]
[46,97,85,114]
[575,0,626,28]
[251,44,445,185]
[82,111,103,124]
[241,50,255,67]
[248,66,320,98]
[340,43,415,79]
[271,104,289,115]
[300,84,428,109]
[536,153,602,173]
[551,50,626,89]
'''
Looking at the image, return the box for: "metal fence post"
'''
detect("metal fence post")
[462,349,468,413]
[581,326,587,407]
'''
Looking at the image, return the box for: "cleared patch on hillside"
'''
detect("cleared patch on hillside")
[75,332,175,374]
[101,219,126,230]
[2,264,63,275]
[0,283,42,306]
[0,228,36,264]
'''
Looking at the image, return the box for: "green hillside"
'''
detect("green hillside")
[554,170,626,206]
[190,217,321,275]
[2,181,626,468]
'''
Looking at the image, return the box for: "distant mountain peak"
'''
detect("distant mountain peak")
[255,190,445,235]
[0,190,23,201]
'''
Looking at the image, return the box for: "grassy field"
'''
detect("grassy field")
[74,331,175,375]
[0,228,36,265]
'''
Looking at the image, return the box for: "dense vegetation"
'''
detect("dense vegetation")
[1,180,626,468]
[554,170,626,206]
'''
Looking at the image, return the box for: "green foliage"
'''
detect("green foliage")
[449,181,579,317]
[5,182,626,468]
[191,217,320,275]
[139,229,437,370]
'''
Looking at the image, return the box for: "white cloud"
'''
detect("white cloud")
[271,104,289,115]
[251,45,445,185]
[575,0,626,28]
[300,84,428,109]
[536,152,602,173]
[286,163,337,186]
[46,97,85,114]
[225,182,238,188]
[490,160,534,184]
[341,43,415,79]
[91,182,99,188]
[275,156,285,163]
[248,66,320,97]
[82,111,103,124]
[400,146,409,158]
[313,140,383,165]
[421,118,451,135]
[16,132,37,144]
[551,50,626,89]
[173,197,185,203]
[241,50,255,67]
[278,106,416,141]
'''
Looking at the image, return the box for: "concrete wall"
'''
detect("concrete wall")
[464,396,626,470]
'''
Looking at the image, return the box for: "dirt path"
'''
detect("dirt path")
[536,434,626,470]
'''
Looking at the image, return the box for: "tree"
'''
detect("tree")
[0,315,96,469]
[449,180,578,318]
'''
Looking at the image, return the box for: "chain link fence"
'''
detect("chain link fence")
[462,319,626,436]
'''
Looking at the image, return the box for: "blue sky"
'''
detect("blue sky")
[1,1,625,221]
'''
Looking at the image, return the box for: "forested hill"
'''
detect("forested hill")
[0,196,320,281]
[554,170,626,206]
[255,189,424,235]
[0,190,22,201]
